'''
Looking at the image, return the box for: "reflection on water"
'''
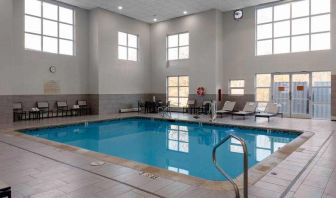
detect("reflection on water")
[168,166,189,175]
[166,123,296,176]
[167,125,189,153]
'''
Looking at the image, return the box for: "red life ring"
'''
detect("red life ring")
[196,87,205,96]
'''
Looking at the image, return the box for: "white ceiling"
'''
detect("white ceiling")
[60,0,280,23]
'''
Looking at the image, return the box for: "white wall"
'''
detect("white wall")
[221,3,336,94]
[89,8,152,95]
[0,0,14,95]
[0,0,90,95]
[1,0,335,99]
[150,10,221,95]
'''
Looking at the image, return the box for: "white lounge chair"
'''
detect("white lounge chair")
[232,102,258,119]
[217,101,236,117]
[255,103,283,122]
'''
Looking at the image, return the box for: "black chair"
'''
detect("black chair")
[138,100,145,113]
[158,101,171,117]
[197,101,212,114]
[183,99,196,114]
[144,101,153,113]
[0,180,10,198]
[13,103,27,122]
[144,101,161,113]
[36,102,53,118]
[78,100,90,115]
[56,101,69,117]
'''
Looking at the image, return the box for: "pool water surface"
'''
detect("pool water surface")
[22,118,299,181]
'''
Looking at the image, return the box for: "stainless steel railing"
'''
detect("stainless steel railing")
[212,135,248,198]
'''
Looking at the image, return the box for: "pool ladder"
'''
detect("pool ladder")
[212,135,248,198]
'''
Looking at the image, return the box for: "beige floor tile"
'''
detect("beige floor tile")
[302,173,330,189]
[324,179,336,197]
[254,181,287,193]
[248,186,281,198]
[30,189,66,198]
[293,184,324,198]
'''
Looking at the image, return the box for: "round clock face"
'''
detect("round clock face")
[49,66,56,73]
[234,10,243,20]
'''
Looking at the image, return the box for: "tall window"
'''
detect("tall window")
[229,80,245,95]
[167,33,189,60]
[167,76,189,107]
[25,0,74,55]
[255,74,272,111]
[118,32,138,61]
[256,0,331,56]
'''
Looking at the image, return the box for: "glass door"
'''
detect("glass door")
[259,71,331,119]
[291,73,310,118]
[272,73,311,118]
[272,74,291,117]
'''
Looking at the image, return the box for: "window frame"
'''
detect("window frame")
[255,73,272,111]
[229,80,245,96]
[167,75,189,108]
[118,31,139,62]
[24,0,75,56]
[256,0,331,56]
[167,32,190,61]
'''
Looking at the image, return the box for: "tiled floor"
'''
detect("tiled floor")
[286,133,336,198]
[0,113,335,198]
[0,141,161,198]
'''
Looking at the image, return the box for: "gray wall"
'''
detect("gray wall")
[0,0,14,95]
[89,8,152,95]
[0,0,90,124]
[88,8,152,114]
[221,3,336,95]
[150,10,222,95]
[1,0,336,121]
[1,0,90,95]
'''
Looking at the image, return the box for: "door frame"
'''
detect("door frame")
[271,72,312,119]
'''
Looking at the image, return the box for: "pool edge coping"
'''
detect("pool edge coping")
[3,115,319,191]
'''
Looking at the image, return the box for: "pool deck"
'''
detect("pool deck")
[0,112,335,198]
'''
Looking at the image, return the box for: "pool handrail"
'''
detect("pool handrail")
[212,134,248,198]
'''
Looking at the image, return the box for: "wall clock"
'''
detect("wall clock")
[49,66,56,73]
[234,9,243,20]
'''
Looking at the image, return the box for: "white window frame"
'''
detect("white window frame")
[24,0,75,56]
[229,80,245,95]
[255,74,272,111]
[118,32,138,61]
[256,0,331,56]
[167,76,189,108]
[167,32,190,61]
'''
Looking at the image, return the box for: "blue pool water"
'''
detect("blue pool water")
[22,118,299,181]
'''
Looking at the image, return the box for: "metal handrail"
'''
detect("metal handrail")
[212,135,248,198]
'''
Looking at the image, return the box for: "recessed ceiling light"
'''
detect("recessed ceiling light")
[118,6,123,10]
[153,18,157,22]
[183,11,188,15]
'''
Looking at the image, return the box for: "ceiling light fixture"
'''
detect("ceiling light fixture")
[118,6,123,10]
[183,11,188,15]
